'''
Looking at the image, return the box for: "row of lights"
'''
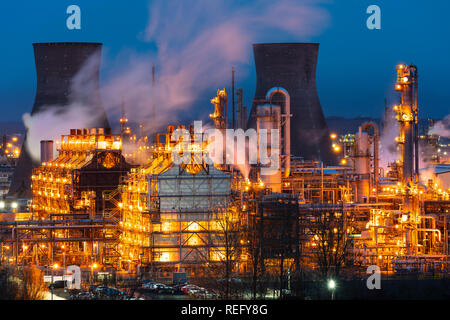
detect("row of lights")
[0,201,18,210]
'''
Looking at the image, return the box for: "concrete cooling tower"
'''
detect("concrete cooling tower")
[248,43,335,165]
[9,42,110,198]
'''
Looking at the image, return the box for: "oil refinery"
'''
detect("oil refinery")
[0,40,449,301]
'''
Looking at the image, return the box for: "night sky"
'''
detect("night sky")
[0,0,449,123]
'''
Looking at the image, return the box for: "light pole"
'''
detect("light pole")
[91,263,98,286]
[51,263,59,300]
[62,245,66,292]
[328,279,336,300]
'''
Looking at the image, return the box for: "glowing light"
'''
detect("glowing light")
[187,222,200,231]
[328,279,336,290]
[160,252,170,262]
[330,133,337,140]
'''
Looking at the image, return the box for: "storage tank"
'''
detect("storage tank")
[9,42,110,198]
[256,104,281,192]
[354,127,370,203]
[248,43,335,165]
[40,140,54,164]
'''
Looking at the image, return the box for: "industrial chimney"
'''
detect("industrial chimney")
[9,42,110,198]
[40,140,54,164]
[248,43,335,164]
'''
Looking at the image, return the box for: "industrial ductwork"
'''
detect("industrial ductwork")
[265,87,290,178]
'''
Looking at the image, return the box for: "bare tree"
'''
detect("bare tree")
[0,265,46,300]
[311,209,352,279]
[210,205,243,299]
[20,267,47,300]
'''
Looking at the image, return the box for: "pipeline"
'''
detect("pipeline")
[266,87,291,178]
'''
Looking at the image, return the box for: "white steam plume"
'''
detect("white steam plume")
[379,107,400,171]
[23,51,104,161]
[23,0,329,163]
[102,0,330,130]
[429,115,450,138]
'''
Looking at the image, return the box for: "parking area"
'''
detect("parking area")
[68,281,219,300]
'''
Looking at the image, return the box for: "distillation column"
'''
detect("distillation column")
[394,64,419,254]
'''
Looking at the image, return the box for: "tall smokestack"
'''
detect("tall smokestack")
[40,140,54,164]
[248,43,335,164]
[9,42,109,198]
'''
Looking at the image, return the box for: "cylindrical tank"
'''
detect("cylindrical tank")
[40,140,54,164]
[354,128,370,203]
[248,43,335,165]
[9,43,110,198]
[256,104,281,192]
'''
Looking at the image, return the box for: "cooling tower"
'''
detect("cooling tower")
[9,42,109,198]
[248,43,335,164]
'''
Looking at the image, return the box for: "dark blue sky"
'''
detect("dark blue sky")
[1,0,449,122]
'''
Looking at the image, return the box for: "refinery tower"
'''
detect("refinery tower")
[8,42,110,198]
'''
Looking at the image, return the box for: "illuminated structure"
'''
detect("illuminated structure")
[0,62,449,280]
[0,129,137,269]
[352,64,449,271]
[119,122,246,276]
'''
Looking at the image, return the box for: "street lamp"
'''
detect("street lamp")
[328,279,336,300]
[91,263,98,286]
[61,245,66,292]
[51,263,59,300]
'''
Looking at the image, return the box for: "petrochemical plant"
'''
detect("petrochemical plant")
[0,42,449,287]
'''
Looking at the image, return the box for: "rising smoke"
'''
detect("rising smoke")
[379,107,400,171]
[429,115,450,138]
[23,51,105,161]
[23,0,330,162]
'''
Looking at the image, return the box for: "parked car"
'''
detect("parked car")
[142,281,156,289]
[172,283,188,295]
[149,283,175,294]
[201,290,219,299]
[71,292,93,300]
[48,280,67,289]
[180,284,200,294]
[186,287,203,296]
[102,287,125,299]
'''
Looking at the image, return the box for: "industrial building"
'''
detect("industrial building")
[0,42,449,284]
